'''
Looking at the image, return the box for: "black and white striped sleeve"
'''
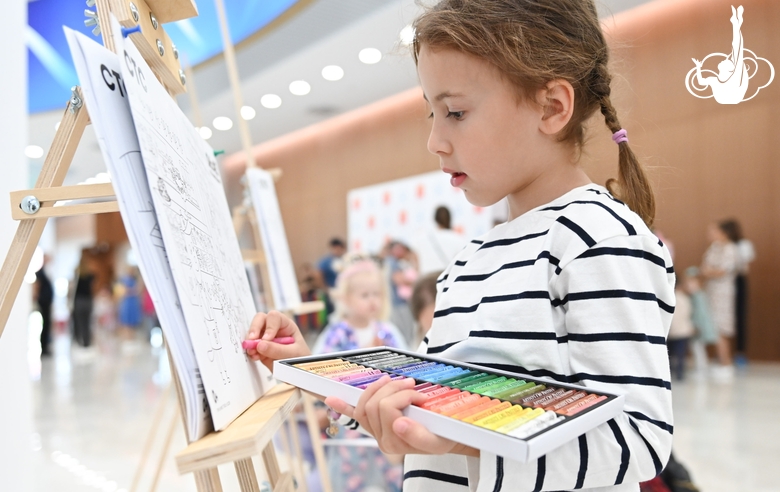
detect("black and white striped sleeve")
[474,234,675,491]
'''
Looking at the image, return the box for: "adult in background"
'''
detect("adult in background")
[414,206,467,275]
[701,220,739,381]
[317,238,346,289]
[34,255,54,357]
[72,255,95,348]
[724,219,754,366]
[385,241,418,347]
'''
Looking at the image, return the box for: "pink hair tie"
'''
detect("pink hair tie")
[612,129,628,144]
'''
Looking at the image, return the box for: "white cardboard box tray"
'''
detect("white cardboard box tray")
[274,346,624,462]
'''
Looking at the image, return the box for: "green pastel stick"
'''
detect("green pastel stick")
[436,370,480,384]
[470,378,519,395]
[463,376,507,392]
[450,373,498,389]
[502,384,547,402]
[492,382,538,400]
[481,379,528,397]
[441,372,491,387]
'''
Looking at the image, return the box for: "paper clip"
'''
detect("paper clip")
[121,25,142,38]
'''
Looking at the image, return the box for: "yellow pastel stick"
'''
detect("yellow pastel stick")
[462,401,512,424]
[495,407,545,434]
[475,406,529,430]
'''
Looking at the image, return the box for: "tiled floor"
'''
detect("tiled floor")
[30,332,780,491]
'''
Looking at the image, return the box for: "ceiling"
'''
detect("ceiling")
[26,0,656,188]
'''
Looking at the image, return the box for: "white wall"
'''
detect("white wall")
[0,0,33,489]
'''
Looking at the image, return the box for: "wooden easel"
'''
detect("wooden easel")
[0,1,314,491]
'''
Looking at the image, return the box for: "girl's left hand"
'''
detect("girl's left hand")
[325,376,478,457]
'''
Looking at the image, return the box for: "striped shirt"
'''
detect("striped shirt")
[403,184,675,492]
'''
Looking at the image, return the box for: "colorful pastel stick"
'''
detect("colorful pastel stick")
[295,359,351,370]
[332,370,384,382]
[532,389,576,408]
[499,383,546,402]
[480,379,525,397]
[438,394,488,416]
[562,395,607,416]
[414,382,434,391]
[518,387,560,405]
[242,337,295,350]
[347,351,393,360]
[355,375,406,389]
[546,391,587,412]
[495,408,545,434]
[425,367,469,382]
[436,370,480,384]
[422,387,460,400]
[466,377,513,395]
[462,376,507,392]
[450,398,501,420]
[508,412,562,439]
[487,381,534,399]
[420,390,472,410]
[474,405,528,430]
[462,401,512,424]
[448,373,497,389]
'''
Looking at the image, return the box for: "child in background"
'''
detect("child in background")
[684,267,719,375]
[668,275,694,380]
[247,1,675,489]
[409,271,442,348]
[312,259,407,492]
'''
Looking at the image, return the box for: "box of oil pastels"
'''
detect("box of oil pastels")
[273,347,624,462]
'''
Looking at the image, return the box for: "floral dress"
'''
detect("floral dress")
[314,320,406,492]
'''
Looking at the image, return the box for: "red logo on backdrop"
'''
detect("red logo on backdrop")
[473,206,483,214]
[454,225,465,234]
[383,191,391,205]
[399,210,407,224]
[416,184,425,198]
[354,239,361,251]
[353,198,361,210]
[368,216,375,229]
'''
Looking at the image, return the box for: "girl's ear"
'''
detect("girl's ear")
[538,79,575,136]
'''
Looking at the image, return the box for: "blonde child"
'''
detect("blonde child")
[311,259,407,492]
[247,1,674,490]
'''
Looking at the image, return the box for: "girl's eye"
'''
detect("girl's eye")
[447,111,465,119]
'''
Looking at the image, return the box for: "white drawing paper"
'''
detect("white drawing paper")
[64,28,211,441]
[245,168,302,311]
[114,20,274,430]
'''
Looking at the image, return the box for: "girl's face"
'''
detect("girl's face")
[417,46,586,217]
[344,272,383,324]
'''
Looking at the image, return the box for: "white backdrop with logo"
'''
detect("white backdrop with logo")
[347,171,506,255]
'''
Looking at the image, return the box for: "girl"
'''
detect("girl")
[700,221,739,380]
[312,259,407,492]
[246,1,674,490]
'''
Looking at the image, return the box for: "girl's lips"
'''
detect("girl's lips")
[450,172,467,187]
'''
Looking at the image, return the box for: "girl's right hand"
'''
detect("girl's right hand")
[245,310,311,371]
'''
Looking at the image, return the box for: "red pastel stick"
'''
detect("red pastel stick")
[242,337,295,350]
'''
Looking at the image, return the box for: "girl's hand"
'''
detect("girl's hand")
[325,376,478,457]
[245,311,311,371]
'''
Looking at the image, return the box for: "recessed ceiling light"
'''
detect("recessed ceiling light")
[289,80,311,96]
[322,65,344,81]
[212,117,233,131]
[260,94,282,109]
[25,145,44,159]
[198,126,213,139]
[400,25,415,46]
[359,48,382,64]
[241,105,256,120]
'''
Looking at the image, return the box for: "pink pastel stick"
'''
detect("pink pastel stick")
[242,337,295,350]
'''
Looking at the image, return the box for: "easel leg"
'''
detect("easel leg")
[149,406,180,492]
[302,393,333,492]
[129,384,172,492]
[286,415,309,492]
[234,458,261,492]
[194,469,223,492]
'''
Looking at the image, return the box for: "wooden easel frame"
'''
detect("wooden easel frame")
[0,1,314,491]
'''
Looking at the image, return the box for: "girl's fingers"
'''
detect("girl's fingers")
[253,339,311,360]
[324,397,355,419]
[247,312,267,339]
[364,378,416,441]
[353,375,393,435]
[392,417,456,455]
[378,388,427,453]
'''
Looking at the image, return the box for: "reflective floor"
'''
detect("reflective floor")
[29,331,780,491]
